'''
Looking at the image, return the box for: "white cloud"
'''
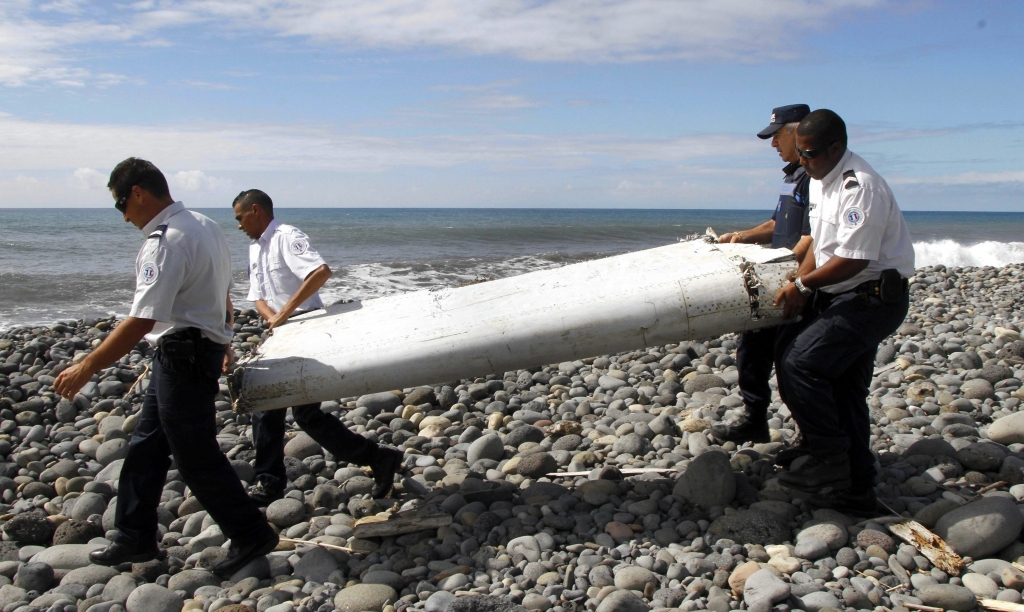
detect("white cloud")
[0,0,888,87]
[172,169,224,190]
[890,170,1024,186]
[72,167,107,190]
[0,113,762,173]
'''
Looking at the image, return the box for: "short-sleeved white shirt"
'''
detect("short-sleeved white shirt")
[246,219,327,314]
[129,202,235,345]
[808,150,916,294]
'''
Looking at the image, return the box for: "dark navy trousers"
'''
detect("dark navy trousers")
[115,340,272,547]
[776,290,909,489]
[735,327,779,421]
[251,402,375,491]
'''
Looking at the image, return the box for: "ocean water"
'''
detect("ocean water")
[2,208,1023,330]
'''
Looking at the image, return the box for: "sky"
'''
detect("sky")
[0,0,1022,210]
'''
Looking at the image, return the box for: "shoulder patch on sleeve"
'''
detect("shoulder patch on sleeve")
[140,262,159,285]
[842,207,865,228]
[289,237,309,256]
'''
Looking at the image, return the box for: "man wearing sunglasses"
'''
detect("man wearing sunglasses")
[711,104,813,446]
[773,110,914,514]
[232,189,405,502]
[55,158,279,576]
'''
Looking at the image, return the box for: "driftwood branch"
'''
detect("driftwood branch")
[980,599,1024,612]
[887,520,964,576]
[352,514,452,539]
[278,538,354,553]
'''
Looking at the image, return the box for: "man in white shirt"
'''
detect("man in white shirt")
[233,189,404,502]
[773,110,915,514]
[54,158,277,577]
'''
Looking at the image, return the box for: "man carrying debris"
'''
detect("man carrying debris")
[232,189,404,502]
[712,104,813,445]
[774,109,915,513]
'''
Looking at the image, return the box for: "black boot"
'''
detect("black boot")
[247,481,284,506]
[808,486,879,516]
[89,540,163,566]
[774,444,811,468]
[710,415,770,443]
[369,446,405,498]
[779,452,851,492]
[211,530,279,579]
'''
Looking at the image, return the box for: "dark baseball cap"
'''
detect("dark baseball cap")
[757,104,811,139]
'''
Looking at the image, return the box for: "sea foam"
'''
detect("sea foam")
[913,240,1024,268]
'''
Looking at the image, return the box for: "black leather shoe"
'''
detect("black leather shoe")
[247,481,284,506]
[779,453,851,492]
[774,445,811,468]
[89,540,163,566]
[808,486,879,516]
[370,446,405,498]
[710,417,770,443]
[211,530,279,579]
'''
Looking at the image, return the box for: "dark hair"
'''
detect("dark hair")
[107,158,170,200]
[797,109,847,148]
[233,189,274,218]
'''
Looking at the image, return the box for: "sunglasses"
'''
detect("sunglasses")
[796,142,836,160]
[114,188,132,214]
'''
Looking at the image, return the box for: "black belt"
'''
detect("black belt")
[157,327,223,360]
[816,269,908,310]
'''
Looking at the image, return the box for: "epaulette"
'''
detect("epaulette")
[147,224,169,240]
[842,170,859,190]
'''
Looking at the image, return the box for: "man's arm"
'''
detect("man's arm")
[267,264,332,330]
[224,292,235,373]
[254,299,277,321]
[718,219,775,244]
[791,235,813,265]
[54,317,156,398]
[774,255,868,319]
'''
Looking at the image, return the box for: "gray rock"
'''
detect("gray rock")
[284,433,321,460]
[674,450,736,508]
[684,374,726,394]
[744,569,791,609]
[934,496,1024,558]
[70,492,108,521]
[595,590,649,612]
[166,569,219,596]
[445,595,529,612]
[333,583,397,612]
[988,412,1024,445]
[918,584,977,612]
[96,438,129,466]
[516,453,557,479]
[101,574,138,602]
[793,536,829,560]
[613,433,651,456]
[707,510,789,545]
[30,543,103,570]
[796,523,848,550]
[467,434,504,465]
[60,565,119,587]
[614,565,657,590]
[292,547,339,584]
[598,376,626,391]
[962,378,995,400]
[3,513,55,545]
[363,570,402,590]
[125,583,183,612]
[800,591,842,612]
[425,591,457,612]
[505,425,545,447]
[265,498,305,527]
[356,392,402,416]
[14,562,53,592]
[52,519,104,545]
[507,536,542,563]
[0,585,26,609]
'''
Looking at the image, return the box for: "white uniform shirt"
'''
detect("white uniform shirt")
[808,149,916,294]
[246,219,326,314]
[129,202,235,345]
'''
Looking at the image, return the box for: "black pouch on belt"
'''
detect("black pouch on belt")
[159,329,198,360]
[878,269,905,305]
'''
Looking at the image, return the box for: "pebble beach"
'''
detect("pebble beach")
[2,261,1024,612]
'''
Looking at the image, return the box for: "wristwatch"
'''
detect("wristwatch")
[794,276,814,296]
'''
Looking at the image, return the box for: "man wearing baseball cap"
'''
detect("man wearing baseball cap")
[711,104,813,448]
